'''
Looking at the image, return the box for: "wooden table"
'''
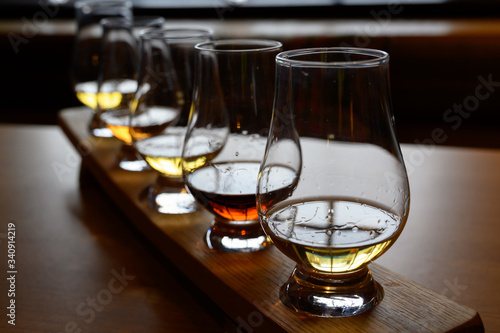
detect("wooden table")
[0,122,498,332]
[0,124,228,332]
[378,142,500,332]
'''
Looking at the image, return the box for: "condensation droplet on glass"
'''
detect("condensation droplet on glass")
[352,226,358,233]
[235,152,239,156]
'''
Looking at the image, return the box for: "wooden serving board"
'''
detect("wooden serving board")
[59,107,484,333]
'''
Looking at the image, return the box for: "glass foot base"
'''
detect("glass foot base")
[146,175,198,214]
[150,187,199,214]
[116,144,150,172]
[90,126,114,138]
[88,113,114,138]
[118,158,150,172]
[205,220,272,252]
[280,266,383,317]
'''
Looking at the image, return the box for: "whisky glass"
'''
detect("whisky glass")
[257,48,410,316]
[72,0,133,137]
[182,39,282,252]
[97,16,163,171]
[130,28,213,214]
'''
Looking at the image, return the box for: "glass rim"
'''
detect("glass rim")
[75,0,132,8]
[276,47,389,68]
[195,39,283,53]
[141,27,214,40]
[100,16,165,28]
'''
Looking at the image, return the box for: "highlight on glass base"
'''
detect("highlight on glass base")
[89,112,114,138]
[115,143,150,172]
[147,176,199,215]
[205,219,271,252]
[280,266,383,317]
[257,47,410,317]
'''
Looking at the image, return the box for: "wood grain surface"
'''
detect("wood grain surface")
[55,107,489,332]
[0,123,227,332]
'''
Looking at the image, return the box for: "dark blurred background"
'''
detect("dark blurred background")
[1,0,499,148]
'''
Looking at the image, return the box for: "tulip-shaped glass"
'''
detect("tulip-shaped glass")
[257,47,410,317]
[71,0,133,137]
[182,39,282,252]
[97,16,163,171]
[130,28,213,214]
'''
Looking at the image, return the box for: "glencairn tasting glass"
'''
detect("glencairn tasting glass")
[130,28,213,214]
[257,48,410,316]
[72,0,133,137]
[97,16,163,171]
[182,39,282,252]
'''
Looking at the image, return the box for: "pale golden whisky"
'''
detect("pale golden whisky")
[262,198,403,274]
